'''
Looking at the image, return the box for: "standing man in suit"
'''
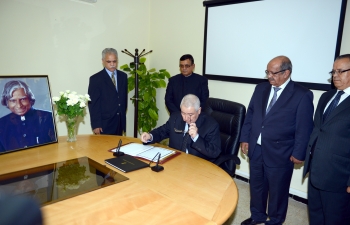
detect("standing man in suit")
[303,54,350,225]
[240,56,314,225]
[140,94,221,162]
[165,54,209,114]
[88,48,128,135]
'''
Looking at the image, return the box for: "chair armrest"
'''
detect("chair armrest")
[214,154,241,166]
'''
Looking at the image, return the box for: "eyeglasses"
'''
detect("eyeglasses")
[329,68,350,76]
[179,64,192,69]
[265,70,286,76]
[106,60,117,64]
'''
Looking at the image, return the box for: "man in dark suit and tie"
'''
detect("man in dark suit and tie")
[140,94,221,162]
[165,54,209,114]
[240,56,314,225]
[88,48,127,135]
[303,54,350,225]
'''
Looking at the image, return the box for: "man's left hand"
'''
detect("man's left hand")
[188,123,198,139]
[347,186,350,193]
[290,156,303,164]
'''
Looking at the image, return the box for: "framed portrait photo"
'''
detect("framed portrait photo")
[0,75,57,154]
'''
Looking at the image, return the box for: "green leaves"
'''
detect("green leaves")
[120,57,170,134]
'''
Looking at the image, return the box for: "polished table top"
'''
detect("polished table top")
[0,135,238,225]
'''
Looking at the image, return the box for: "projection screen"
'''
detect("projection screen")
[203,0,348,90]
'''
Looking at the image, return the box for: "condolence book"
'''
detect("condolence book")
[110,143,180,164]
[105,155,148,173]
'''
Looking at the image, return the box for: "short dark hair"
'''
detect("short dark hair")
[335,54,350,61]
[1,80,36,108]
[180,54,194,64]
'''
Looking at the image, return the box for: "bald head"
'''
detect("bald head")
[266,56,292,87]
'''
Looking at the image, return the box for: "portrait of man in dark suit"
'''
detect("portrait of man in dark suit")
[303,54,350,225]
[239,56,314,225]
[0,79,56,153]
[140,94,221,162]
[165,54,209,114]
[88,48,128,135]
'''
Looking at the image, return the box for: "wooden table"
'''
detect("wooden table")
[0,135,238,225]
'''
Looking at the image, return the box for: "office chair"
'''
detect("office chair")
[204,97,246,176]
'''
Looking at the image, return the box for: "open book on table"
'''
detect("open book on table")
[111,143,180,164]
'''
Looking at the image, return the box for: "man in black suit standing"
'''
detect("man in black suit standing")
[240,56,314,225]
[165,54,209,114]
[303,54,350,225]
[88,48,127,135]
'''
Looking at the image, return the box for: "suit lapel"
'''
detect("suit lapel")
[116,70,121,93]
[318,90,336,122]
[103,69,118,92]
[323,92,350,124]
[264,81,294,119]
[262,85,271,118]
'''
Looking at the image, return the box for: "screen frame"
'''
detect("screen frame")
[202,0,348,90]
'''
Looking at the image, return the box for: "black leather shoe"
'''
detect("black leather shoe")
[241,218,263,225]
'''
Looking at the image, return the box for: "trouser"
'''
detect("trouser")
[249,144,293,225]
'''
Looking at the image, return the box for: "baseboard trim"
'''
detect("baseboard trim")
[234,171,308,205]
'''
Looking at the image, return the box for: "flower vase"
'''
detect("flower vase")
[66,117,78,142]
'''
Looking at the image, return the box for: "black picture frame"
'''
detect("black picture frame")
[0,75,58,154]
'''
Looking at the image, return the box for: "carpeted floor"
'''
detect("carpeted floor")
[224,178,309,225]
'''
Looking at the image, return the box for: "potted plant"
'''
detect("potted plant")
[120,57,170,134]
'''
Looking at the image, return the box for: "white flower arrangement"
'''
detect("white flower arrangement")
[52,90,91,119]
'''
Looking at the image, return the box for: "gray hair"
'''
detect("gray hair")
[279,56,293,75]
[180,94,200,111]
[102,48,118,59]
[1,80,35,107]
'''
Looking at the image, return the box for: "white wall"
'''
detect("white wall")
[149,0,350,198]
[0,0,149,137]
[1,0,349,197]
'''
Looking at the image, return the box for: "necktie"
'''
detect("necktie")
[323,91,344,122]
[266,87,281,114]
[111,72,116,87]
[181,131,190,152]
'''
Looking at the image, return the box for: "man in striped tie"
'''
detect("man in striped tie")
[88,48,128,135]
[303,54,350,225]
[240,56,314,225]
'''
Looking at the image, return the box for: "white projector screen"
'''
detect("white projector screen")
[203,0,348,90]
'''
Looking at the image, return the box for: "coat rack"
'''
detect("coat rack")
[121,49,152,138]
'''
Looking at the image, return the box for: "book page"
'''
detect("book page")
[111,143,153,156]
[137,147,175,162]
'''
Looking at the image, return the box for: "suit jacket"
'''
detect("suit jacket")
[165,73,209,114]
[148,112,221,161]
[240,80,314,167]
[303,89,350,192]
[88,69,127,134]
[0,108,56,152]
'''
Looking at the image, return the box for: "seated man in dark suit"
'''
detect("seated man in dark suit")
[165,54,209,114]
[140,94,221,162]
[0,80,56,152]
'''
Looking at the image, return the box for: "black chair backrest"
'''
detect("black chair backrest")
[204,98,246,172]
